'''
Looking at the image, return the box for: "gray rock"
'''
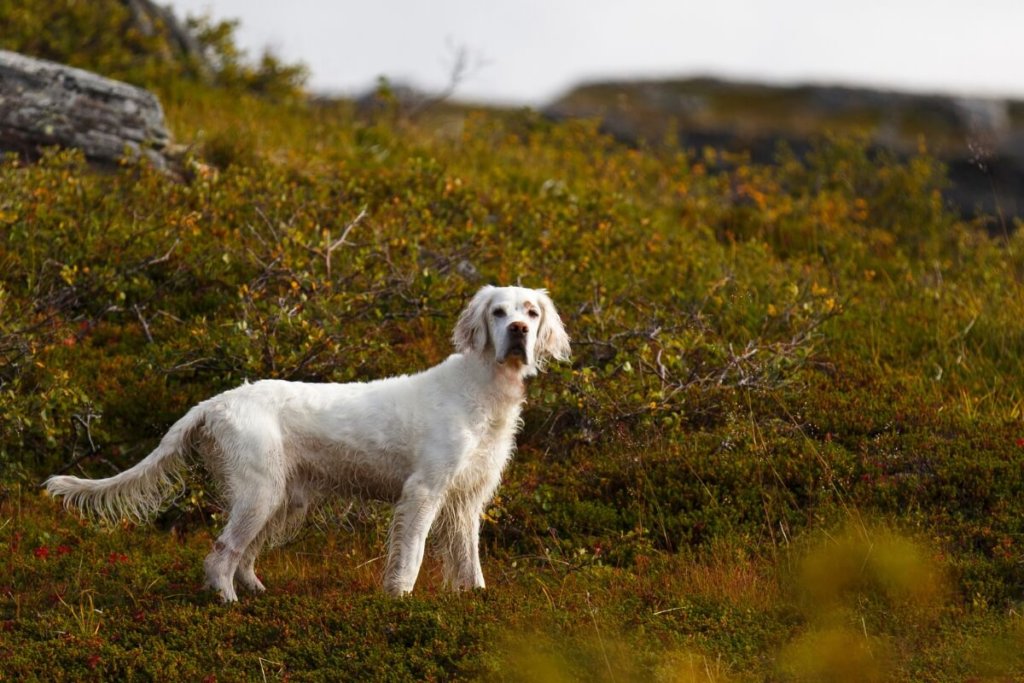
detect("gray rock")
[0,50,171,169]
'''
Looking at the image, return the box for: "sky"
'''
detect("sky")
[167,1,1024,105]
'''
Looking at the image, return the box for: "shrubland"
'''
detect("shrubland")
[2,4,1024,680]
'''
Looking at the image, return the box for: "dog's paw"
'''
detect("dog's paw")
[238,574,266,594]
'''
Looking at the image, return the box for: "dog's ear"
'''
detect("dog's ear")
[453,285,494,354]
[535,290,571,369]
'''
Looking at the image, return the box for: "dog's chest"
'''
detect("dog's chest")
[466,405,521,467]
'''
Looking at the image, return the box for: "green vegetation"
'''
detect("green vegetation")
[2,3,1024,680]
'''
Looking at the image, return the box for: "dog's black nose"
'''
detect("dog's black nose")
[508,321,528,337]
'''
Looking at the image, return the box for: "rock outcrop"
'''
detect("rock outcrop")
[0,49,171,169]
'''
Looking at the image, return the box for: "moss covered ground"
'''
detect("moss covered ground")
[2,6,1024,680]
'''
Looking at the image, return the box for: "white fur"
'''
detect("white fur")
[45,285,570,602]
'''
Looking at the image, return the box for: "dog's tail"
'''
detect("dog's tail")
[44,404,206,523]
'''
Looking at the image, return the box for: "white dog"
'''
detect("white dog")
[45,285,570,602]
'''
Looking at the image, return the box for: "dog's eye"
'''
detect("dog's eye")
[527,309,540,319]
[493,308,506,318]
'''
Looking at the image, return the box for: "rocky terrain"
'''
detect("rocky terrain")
[546,78,1024,226]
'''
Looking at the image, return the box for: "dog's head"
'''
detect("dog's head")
[453,285,571,376]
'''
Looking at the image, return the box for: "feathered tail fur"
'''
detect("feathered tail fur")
[44,405,205,523]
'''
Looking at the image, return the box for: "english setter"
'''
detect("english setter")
[45,285,570,601]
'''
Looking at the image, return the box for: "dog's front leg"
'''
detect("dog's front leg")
[383,474,446,595]
[444,504,485,590]
[439,469,504,590]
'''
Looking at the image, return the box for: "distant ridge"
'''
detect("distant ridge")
[546,78,1024,224]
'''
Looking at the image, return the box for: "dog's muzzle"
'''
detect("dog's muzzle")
[502,322,529,363]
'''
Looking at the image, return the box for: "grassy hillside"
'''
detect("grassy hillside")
[3,5,1024,680]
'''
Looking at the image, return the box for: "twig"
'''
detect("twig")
[145,238,180,267]
[354,555,384,570]
[258,657,284,683]
[404,41,489,118]
[132,304,154,343]
[585,591,616,681]
[168,357,214,373]
[253,206,283,242]
[72,413,99,453]
[325,206,368,280]
[50,412,104,477]
[653,606,687,616]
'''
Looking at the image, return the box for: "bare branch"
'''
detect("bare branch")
[405,41,491,118]
[133,304,154,343]
[325,206,368,280]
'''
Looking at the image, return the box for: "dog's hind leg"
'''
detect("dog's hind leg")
[234,482,311,593]
[233,521,274,594]
[203,454,287,603]
[205,492,283,602]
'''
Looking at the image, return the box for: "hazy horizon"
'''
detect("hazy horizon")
[167,1,1024,105]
